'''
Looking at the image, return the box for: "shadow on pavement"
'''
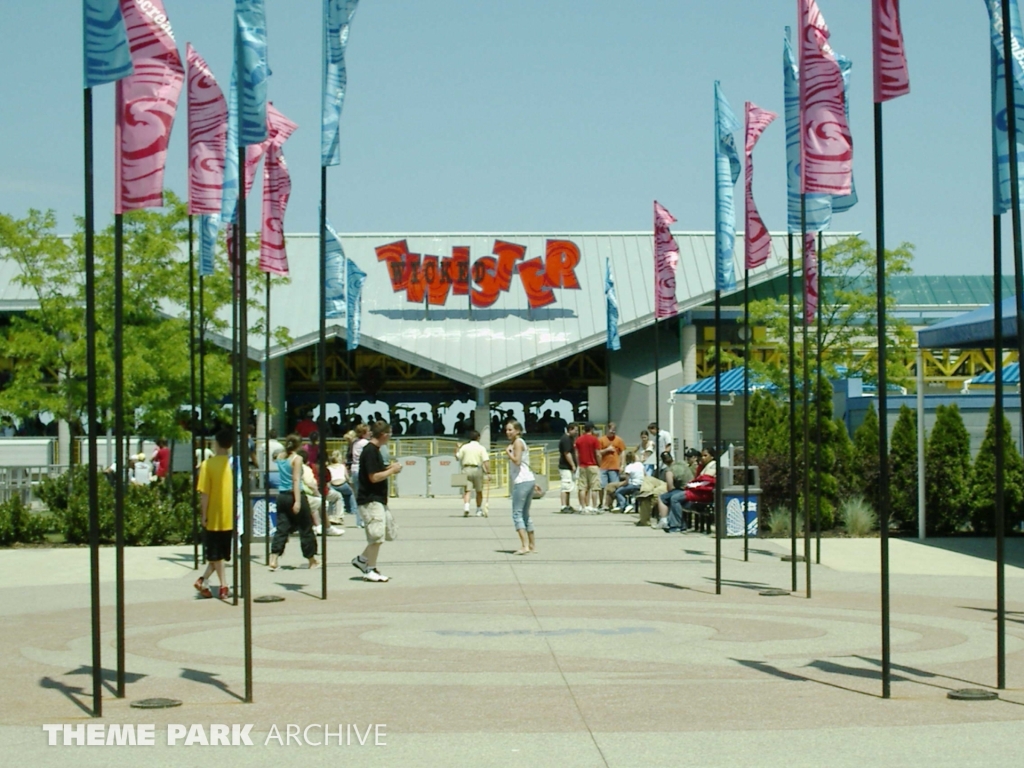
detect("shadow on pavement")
[733,658,880,698]
[702,578,770,591]
[65,664,146,696]
[909,536,1024,568]
[181,668,244,701]
[38,677,93,715]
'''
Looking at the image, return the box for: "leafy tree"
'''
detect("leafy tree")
[888,404,919,533]
[745,236,916,390]
[804,376,838,530]
[746,390,792,515]
[852,404,880,513]
[924,403,972,535]
[833,416,856,500]
[968,407,1024,534]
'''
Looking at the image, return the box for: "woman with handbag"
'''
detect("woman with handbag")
[505,420,537,555]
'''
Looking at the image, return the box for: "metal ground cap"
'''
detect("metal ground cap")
[130,697,183,709]
[759,588,792,597]
[254,595,286,603]
[947,688,999,701]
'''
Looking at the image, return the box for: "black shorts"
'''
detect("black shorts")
[204,529,234,562]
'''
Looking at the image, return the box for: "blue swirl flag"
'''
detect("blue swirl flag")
[714,82,740,293]
[831,56,859,215]
[220,73,240,224]
[346,257,368,351]
[985,0,1024,215]
[83,0,133,87]
[324,218,347,319]
[604,259,621,351]
[322,0,360,167]
[199,214,219,276]
[235,0,269,146]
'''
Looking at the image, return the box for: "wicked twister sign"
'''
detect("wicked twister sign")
[374,238,582,309]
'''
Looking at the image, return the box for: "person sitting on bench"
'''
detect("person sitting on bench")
[657,450,696,531]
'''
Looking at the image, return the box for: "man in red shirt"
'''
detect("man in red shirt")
[152,438,171,481]
[574,422,601,513]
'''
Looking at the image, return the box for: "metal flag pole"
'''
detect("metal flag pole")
[787,232,797,592]
[993,210,1006,689]
[815,230,823,564]
[232,223,240,608]
[319,167,329,600]
[264,271,271,566]
[199,268,206,567]
[714,286,723,595]
[998,0,1021,691]
[83,84,103,719]
[238,154,254,705]
[654,317,660,458]
[190,216,199,570]
[114,209,126,697]
[743,265,750,562]
[801,195,811,600]
[874,100,892,700]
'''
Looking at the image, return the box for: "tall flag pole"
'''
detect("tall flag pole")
[83,0,133,719]
[873,0,910,699]
[744,102,777,565]
[319,0,359,599]
[988,0,1022,693]
[187,42,227,574]
[654,201,679,468]
[113,0,183,699]
[714,82,741,595]
[799,0,853,601]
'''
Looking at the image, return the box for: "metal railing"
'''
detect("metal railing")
[0,465,67,508]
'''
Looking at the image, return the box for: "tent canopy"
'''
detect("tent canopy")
[673,366,773,396]
[917,295,1018,349]
[969,362,1020,386]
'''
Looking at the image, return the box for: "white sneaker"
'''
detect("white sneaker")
[313,525,323,535]
[363,568,389,582]
[463,503,470,513]
[326,525,345,536]
[658,517,669,530]
[475,509,484,517]
[624,504,635,514]
[351,555,369,574]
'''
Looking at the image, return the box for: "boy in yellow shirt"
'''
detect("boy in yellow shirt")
[194,429,235,599]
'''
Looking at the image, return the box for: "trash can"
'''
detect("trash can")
[251,492,277,539]
[722,487,760,537]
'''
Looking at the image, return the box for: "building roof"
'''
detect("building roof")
[673,366,773,396]
[969,362,1020,386]
[916,295,1019,349]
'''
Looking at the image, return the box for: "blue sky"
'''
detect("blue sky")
[0,1,1005,275]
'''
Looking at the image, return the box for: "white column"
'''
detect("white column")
[57,419,70,466]
[475,387,491,450]
[917,346,926,540]
[681,322,698,450]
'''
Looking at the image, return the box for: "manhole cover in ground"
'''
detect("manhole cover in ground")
[254,595,286,603]
[947,688,998,701]
[130,698,182,709]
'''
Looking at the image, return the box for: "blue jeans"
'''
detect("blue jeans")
[615,483,640,509]
[340,483,357,516]
[660,489,687,530]
[599,469,620,487]
[511,481,534,532]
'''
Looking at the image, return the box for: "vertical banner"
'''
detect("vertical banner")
[324,219,347,318]
[985,0,1024,214]
[258,106,298,275]
[605,258,621,351]
[346,258,368,349]
[186,44,227,216]
[653,201,680,319]
[831,56,860,215]
[221,73,240,224]
[322,0,360,166]
[872,0,911,103]
[798,0,853,197]
[199,213,219,276]
[114,0,184,213]
[804,231,818,325]
[714,82,741,293]
[744,102,778,269]
[235,0,270,146]
[84,0,133,87]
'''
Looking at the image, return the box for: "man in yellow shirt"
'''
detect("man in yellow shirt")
[456,430,491,517]
[194,429,235,600]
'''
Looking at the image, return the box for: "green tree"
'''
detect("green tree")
[888,404,919,533]
[924,403,972,535]
[804,377,838,530]
[833,416,856,500]
[968,407,1024,534]
[853,404,881,513]
[745,236,916,390]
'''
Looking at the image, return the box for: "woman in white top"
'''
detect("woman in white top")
[505,420,536,555]
[637,430,657,476]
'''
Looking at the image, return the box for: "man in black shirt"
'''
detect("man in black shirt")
[557,423,579,513]
[352,421,403,582]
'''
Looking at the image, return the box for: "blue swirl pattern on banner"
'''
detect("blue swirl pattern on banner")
[324,218,347,318]
[830,55,858,215]
[604,259,620,351]
[346,257,368,350]
[985,0,1024,215]
[199,213,219,277]
[235,0,269,146]
[714,81,740,293]
[322,0,359,167]
[84,0,133,87]
[220,73,239,224]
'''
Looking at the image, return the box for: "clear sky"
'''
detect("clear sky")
[0,1,1007,275]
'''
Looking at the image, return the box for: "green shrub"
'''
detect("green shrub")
[839,495,877,536]
[889,404,919,533]
[925,403,972,534]
[0,495,56,546]
[853,405,881,512]
[766,507,803,537]
[968,406,1024,535]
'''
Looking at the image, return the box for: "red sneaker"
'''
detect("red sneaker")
[218,586,229,600]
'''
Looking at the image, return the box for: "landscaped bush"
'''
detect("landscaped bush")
[968,406,1024,535]
[925,403,972,535]
[0,495,55,545]
[888,404,919,533]
[839,495,877,536]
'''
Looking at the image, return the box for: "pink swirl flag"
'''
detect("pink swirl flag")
[798,0,853,197]
[259,105,298,276]
[186,44,226,215]
[115,0,184,213]
[803,232,818,325]
[654,201,679,319]
[744,103,778,269]
[872,0,910,103]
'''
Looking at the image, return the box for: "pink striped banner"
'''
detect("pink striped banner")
[873,0,910,103]
[115,0,184,213]
[798,0,853,197]
[654,201,679,319]
[804,231,818,325]
[186,44,226,215]
[259,105,298,276]
[744,102,778,269]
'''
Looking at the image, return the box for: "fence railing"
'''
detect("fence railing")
[0,465,67,508]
